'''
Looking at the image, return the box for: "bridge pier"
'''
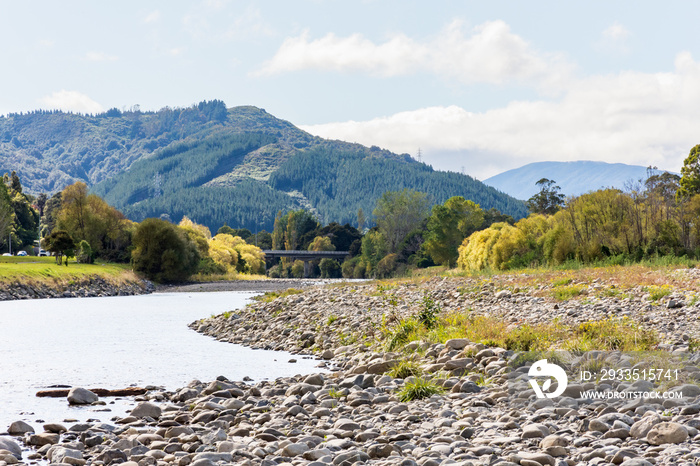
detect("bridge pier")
[262,250,350,278]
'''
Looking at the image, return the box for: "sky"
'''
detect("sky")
[1,1,699,180]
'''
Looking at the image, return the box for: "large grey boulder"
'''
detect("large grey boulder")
[130,402,161,419]
[0,437,22,459]
[7,421,34,435]
[646,422,689,445]
[67,387,98,405]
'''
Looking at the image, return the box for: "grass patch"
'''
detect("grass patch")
[551,284,586,301]
[0,256,136,285]
[382,310,659,353]
[326,314,340,325]
[551,277,573,287]
[387,360,423,379]
[643,285,672,302]
[252,288,304,303]
[397,377,444,402]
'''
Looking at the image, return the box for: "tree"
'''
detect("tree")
[317,222,362,251]
[678,144,700,200]
[423,196,484,266]
[357,207,366,232]
[36,193,48,217]
[308,236,335,251]
[5,172,39,248]
[527,178,565,215]
[43,230,76,265]
[373,189,430,252]
[0,182,13,250]
[131,218,200,283]
[56,182,133,262]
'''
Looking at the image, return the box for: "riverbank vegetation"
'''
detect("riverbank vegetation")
[3,144,700,284]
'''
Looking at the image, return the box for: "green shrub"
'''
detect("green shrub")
[386,318,420,351]
[291,260,305,278]
[76,240,94,264]
[131,218,200,283]
[397,377,444,402]
[198,256,227,275]
[417,294,441,329]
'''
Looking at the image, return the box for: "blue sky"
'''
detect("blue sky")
[2,1,699,179]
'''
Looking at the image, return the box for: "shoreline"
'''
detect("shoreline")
[4,272,700,465]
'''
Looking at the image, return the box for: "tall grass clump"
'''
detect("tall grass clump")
[387,360,423,379]
[397,377,444,402]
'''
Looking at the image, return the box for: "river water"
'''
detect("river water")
[0,291,321,432]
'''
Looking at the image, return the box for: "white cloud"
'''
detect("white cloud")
[301,52,700,179]
[598,21,632,54]
[84,51,118,62]
[144,10,161,23]
[602,22,630,41]
[39,90,104,114]
[255,20,574,89]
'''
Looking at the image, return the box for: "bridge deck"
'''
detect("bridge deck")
[262,250,350,260]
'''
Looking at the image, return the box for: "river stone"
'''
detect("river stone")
[281,442,309,456]
[519,452,555,466]
[670,384,700,397]
[611,449,639,464]
[0,438,22,459]
[619,460,654,466]
[445,339,470,350]
[646,422,688,445]
[333,450,370,465]
[303,374,325,386]
[540,435,568,449]
[67,387,98,405]
[334,419,360,431]
[304,447,332,461]
[43,423,67,434]
[27,432,59,446]
[521,423,550,439]
[368,443,393,458]
[48,446,84,464]
[130,402,162,419]
[0,450,19,464]
[8,421,34,435]
[630,414,661,439]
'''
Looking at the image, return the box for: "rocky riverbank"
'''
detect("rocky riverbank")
[4,270,700,466]
[0,276,155,301]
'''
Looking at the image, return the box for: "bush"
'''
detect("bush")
[198,257,227,275]
[291,260,305,278]
[76,240,94,264]
[132,218,200,283]
[320,258,341,278]
[375,253,399,278]
[353,259,367,279]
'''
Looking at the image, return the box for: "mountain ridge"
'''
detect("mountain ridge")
[483,161,674,200]
[1,102,527,231]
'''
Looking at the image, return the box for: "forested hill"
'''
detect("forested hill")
[1,101,527,231]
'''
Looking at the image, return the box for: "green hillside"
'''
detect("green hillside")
[1,101,527,231]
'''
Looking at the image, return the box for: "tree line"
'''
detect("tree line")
[458,145,700,271]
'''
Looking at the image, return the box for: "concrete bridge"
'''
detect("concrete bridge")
[262,250,350,277]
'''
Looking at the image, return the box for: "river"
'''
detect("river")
[0,291,322,432]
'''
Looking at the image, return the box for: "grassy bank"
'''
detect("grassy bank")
[0,256,139,285]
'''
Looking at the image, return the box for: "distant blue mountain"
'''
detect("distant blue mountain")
[482,161,672,200]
